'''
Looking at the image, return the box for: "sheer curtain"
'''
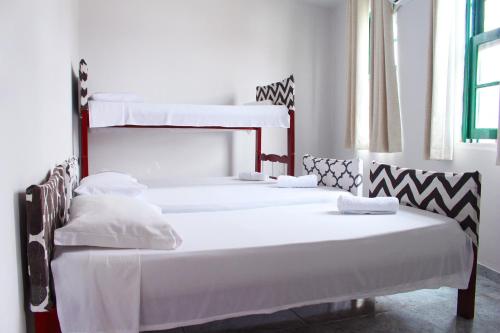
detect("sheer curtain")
[428,0,465,160]
[369,0,402,152]
[346,0,402,152]
[497,96,500,165]
[345,0,370,150]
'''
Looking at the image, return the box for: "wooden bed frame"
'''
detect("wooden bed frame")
[29,175,479,333]
[28,61,479,333]
[79,59,295,179]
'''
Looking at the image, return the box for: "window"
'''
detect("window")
[463,0,500,141]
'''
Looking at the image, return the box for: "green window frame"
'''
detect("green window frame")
[462,0,500,141]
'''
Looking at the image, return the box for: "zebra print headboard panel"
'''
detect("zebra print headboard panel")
[26,158,79,312]
[79,59,88,110]
[256,75,295,111]
[369,162,481,245]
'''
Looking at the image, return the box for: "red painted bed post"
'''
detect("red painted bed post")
[287,110,295,176]
[457,245,477,319]
[81,108,89,178]
[34,309,61,333]
[255,128,262,172]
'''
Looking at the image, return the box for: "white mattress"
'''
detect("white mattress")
[141,182,343,213]
[52,204,473,333]
[88,101,290,128]
[142,176,278,188]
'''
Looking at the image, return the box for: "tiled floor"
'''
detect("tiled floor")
[150,274,500,333]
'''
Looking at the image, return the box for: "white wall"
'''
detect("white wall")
[0,0,79,332]
[79,0,335,180]
[330,0,500,272]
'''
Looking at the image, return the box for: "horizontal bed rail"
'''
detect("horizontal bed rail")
[261,154,289,164]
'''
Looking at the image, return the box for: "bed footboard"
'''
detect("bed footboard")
[256,75,296,176]
[369,162,481,319]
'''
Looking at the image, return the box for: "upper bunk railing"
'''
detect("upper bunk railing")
[78,59,295,178]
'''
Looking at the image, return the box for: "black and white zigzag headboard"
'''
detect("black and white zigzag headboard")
[369,162,481,245]
[79,59,88,110]
[256,75,295,111]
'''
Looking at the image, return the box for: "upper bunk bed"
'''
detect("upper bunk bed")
[78,59,296,178]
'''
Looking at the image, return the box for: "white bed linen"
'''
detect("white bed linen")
[140,183,343,213]
[52,204,473,333]
[141,176,277,188]
[88,101,290,128]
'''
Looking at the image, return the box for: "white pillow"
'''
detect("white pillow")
[243,100,274,106]
[89,92,144,103]
[55,195,182,250]
[75,172,147,196]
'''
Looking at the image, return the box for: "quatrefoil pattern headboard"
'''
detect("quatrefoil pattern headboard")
[26,158,79,312]
[303,154,363,196]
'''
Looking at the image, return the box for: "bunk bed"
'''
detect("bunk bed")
[23,60,480,333]
[78,59,296,178]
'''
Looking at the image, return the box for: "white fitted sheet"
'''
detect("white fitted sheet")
[52,204,473,333]
[142,176,277,188]
[141,182,343,213]
[88,101,290,128]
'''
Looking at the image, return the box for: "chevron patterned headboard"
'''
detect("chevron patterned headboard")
[256,75,295,111]
[79,59,88,110]
[369,162,481,245]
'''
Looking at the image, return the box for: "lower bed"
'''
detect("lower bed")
[140,178,342,213]
[52,203,473,333]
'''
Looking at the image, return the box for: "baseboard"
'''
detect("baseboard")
[478,264,500,284]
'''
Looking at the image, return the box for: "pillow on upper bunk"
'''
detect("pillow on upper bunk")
[243,100,273,106]
[75,171,147,197]
[89,92,144,103]
[55,195,181,250]
[303,154,363,196]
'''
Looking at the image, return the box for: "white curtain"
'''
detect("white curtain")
[369,0,403,152]
[429,0,466,160]
[497,96,500,165]
[346,0,402,152]
[345,0,370,150]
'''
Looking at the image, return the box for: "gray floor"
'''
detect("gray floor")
[151,274,500,333]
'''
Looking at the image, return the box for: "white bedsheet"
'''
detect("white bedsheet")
[142,176,277,188]
[52,204,473,333]
[140,183,343,213]
[88,101,290,128]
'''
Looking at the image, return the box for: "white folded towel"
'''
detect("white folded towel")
[238,171,268,181]
[89,92,144,103]
[277,175,318,188]
[337,195,399,214]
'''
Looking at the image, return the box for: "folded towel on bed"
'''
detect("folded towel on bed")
[89,92,144,103]
[238,172,268,181]
[277,175,318,188]
[337,195,399,214]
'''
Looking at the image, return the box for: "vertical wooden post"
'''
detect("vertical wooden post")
[34,309,61,333]
[457,245,477,319]
[81,109,89,178]
[287,110,295,176]
[255,128,262,172]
